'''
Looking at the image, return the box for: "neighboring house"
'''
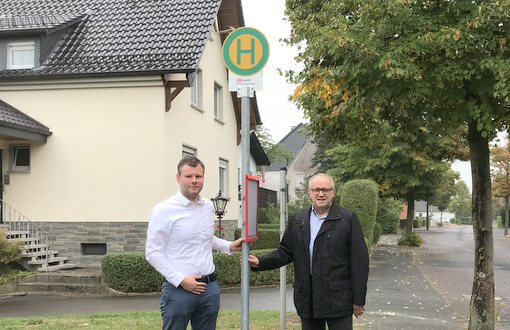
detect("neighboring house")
[414,200,455,224]
[0,0,261,268]
[260,122,318,202]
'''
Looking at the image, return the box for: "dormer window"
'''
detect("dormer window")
[7,42,35,69]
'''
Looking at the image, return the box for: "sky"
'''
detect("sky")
[241,0,509,192]
[241,0,304,143]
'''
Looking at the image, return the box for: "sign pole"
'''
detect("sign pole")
[240,86,251,330]
[279,167,287,329]
[222,26,269,330]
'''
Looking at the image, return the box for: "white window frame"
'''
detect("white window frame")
[182,145,197,158]
[10,145,30,172]
[214,83,223,121]
[190,69,202,110]
[7,42,35,69]
[219,159,228,197]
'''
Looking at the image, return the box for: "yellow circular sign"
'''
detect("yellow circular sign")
[222,27,270,76]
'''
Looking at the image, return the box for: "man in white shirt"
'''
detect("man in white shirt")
[146,156,243,330]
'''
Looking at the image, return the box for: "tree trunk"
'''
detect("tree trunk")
[406,194,414,233]
[426,202,430,230]
[467,121,495,330]
[505,196,509,237]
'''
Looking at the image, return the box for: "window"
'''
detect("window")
[182,145,197,158]
[190,69,202,109]
[214,83,223,121]
[81,243,107,255]
[8,42,35,69]
[219,159,228,196]
[10,145,30,172]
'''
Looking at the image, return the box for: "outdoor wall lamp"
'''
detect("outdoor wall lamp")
[211,191,229,238]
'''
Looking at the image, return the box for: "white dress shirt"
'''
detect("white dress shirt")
[145,191,232,287]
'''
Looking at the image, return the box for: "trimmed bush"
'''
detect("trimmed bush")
[101,253,162,293]
[340,179,378,250]
[258,223,281,230]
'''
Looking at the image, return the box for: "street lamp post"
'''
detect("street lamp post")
[211,192,229,238]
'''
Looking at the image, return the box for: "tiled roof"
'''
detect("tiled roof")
[0,99,52,137]
[266,123,309,171]
[0,13,85,33]
[0,0,222,79]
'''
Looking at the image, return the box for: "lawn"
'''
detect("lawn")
[0,310,303,329]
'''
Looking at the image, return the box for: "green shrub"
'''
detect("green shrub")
[437,222,444,227]
[397,232,424,247]
[213,250,294,287]
[340,179,378,249]
[497,216,503,228]
[258,203,280,224]
[372,223,381,245]
[376,198,401,234]
[413,218,426,228]
[258,223,281,230]
[101,253,162,293]
[0,231,23,275]
[235,228,281,249]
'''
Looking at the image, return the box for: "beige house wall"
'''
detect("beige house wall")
[0,32,240,224]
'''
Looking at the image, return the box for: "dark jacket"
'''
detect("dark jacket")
[253,204,369,318]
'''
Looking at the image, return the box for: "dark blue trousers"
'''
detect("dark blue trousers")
[160,280,220,330]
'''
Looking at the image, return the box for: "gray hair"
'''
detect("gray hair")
[308,173,335,188]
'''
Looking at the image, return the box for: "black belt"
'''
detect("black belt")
[164,272,217,284]
[196,272,216,284]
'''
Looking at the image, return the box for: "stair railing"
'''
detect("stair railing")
[0,199,53,271]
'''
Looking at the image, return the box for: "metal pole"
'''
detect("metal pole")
[240,86,251,329]
[279,167,287,329]
[218,214,222,238]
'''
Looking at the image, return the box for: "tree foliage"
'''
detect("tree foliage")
[255,126,294,164]
[449,180,472,222]
[490,135,510,198]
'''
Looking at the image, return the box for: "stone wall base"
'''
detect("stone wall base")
[34,219,238,268]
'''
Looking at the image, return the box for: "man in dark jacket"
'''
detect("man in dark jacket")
[248,173,369,330]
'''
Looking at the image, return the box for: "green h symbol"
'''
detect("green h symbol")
[237,38,255,65]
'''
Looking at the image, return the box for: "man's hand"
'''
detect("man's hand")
[353,304,365,318]
[247,254,260,268]
[230,238,244,252]
[180,275,206,295]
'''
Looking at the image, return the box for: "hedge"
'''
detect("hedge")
[101,249,294,293]
[340,179,378,251]
[101,253,163,293]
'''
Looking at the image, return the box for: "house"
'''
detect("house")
[260,122,318,202]
[414,200,455,224]
[0,0,262,269]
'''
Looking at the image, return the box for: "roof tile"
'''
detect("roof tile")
[0,0,222,79]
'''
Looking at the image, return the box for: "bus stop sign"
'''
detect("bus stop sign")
[222,27,270,77]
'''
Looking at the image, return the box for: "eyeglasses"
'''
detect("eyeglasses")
[310,188,334,195]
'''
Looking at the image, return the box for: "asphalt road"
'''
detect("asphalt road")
[1,225,509,329]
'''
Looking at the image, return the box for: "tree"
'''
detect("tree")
[449,180,473,223]
[255,126,294,164]
[285,1,510,327]
[490,136,510,236]
[325,123,456,232]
